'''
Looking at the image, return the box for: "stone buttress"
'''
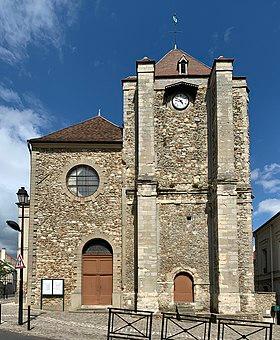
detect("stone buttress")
[136,58,159,311]
[208,58,246,313]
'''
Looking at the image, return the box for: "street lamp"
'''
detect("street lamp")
[6,186,29,325]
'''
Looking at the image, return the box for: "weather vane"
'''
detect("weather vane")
[172,14,181,49]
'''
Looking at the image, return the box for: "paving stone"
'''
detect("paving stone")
[0,304,280,339]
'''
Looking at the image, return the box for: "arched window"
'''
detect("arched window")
[83,238,113,256]
[174,272,194,303]
[178,58,188,75]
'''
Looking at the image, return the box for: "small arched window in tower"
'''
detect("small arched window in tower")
[174,272,194,303]
[178,57,188,75]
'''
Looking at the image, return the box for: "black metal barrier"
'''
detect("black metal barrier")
[161,312,211,340]
[107,308,274,340]
[217,318,273,340]
[107,308,153,339]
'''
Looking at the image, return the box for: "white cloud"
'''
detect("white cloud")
[251,168,260,181]
[0,46,18,65]
[251,163,280,193]
[0,0,80,63]
[254,198,280,216]
[0,221,19,257]
[0,84,21,104]
[23,93,49,117]
[262,163,280,179]
[224,26,235,43]
[0,99,48,255]
[208,26,235,60]
[208,32,219,60]
[0,0,78,254]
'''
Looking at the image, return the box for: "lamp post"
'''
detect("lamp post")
[6,186,29,325]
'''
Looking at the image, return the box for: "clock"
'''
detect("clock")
[172,93,189,110]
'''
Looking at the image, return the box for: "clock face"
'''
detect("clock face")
[172,93,189,110]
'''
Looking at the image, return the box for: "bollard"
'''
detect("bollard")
[27,305,31,330]
[210,313,217,324]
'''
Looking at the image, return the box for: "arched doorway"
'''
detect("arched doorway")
[174,272,194,303]
[82,238,113,305]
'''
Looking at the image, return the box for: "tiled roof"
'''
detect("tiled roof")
[122,48,211,81]
[29,116,122,143]
[155,48,211,77]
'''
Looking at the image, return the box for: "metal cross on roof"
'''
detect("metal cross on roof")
[171,14,181,50]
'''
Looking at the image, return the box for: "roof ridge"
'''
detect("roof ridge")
[176,48,211,69]
[253,211,280,234]
[156,48,211,70]
[98,115,122,129]
[33,115,121,141]
[156,49,175,65]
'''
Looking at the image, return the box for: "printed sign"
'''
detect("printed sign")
[42,279,53,295]
[53,279,63,296]
[41,279,64,296]
[41,278,65,311]
[15,254,26,269]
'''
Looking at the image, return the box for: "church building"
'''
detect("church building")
[26,47,256,314]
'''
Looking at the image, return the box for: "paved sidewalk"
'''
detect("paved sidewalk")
[0,303,280,339]
[0,329,46,340]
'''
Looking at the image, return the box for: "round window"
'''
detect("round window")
[66,165,99,197]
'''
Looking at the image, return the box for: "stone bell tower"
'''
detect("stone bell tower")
[122,48,255,315]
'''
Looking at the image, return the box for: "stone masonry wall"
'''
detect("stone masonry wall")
[233,85,250,185]
[122,74,254,314]
[30,147,123,310]
[237,199,255,312]
[123,83,137,188]
[255,292,276,318]
[121,199,136,308]
[154,82,210,311]
[154,84,208,189]
[136,61,159,311]
[123,78,211,311]
[233,83,255,312]
[158,195,210,311]
[122,82,137,307]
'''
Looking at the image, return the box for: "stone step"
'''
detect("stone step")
[71,306,109,313]
[176,304,195,315]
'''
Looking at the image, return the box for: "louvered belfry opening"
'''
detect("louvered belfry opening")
[82,239,113,305]
[174,272,194,303]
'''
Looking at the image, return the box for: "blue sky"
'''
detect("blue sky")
[0,0,280,254]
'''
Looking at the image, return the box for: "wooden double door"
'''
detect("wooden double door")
[82,254,113,305]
